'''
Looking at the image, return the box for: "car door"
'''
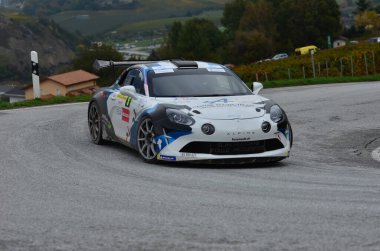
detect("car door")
[108,68,147,142]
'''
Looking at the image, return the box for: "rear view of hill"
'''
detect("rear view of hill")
[0,13,76,84]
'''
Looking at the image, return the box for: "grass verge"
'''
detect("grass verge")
[0,95,91,110]
[249,74,380,89]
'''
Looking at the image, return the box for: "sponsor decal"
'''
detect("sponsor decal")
[117,93,127,100]
[122,108,130,122]
[152,66,174,74]
[193,103,257,109]
[115,107,122,116]
[181,153,197,158]
[132,109,137,123]
[155,131,192,151]
[125,96,132,107]
[156,138,163,150]
[126,126,131,140]
[207,67,225,73]
[227,131,255,136]
[159,155,176,161]
[232,137,251,141]
[203,98,232,104]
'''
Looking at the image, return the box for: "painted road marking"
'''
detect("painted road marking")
[372,147,380,162]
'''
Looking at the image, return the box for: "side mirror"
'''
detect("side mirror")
[252,82,263,95]
[120,86,137,99]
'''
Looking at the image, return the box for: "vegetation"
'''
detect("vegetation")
[233,43,380,82]
[50,0,227,38]
[157,18,224,61]
[154,0,342,64]
[221,0,341,63]
[0,95,91,110]
[0,53,14,80]
[23,0,139,15]
[356,0,372,12]
[248,74,380,89]
[72,44,124,86]
[115,10,223,40]
[0,12,81,83]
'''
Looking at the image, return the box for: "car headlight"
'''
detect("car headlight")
[166,109,195,126]
[270,105,283,123]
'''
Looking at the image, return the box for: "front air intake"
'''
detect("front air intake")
[171,60,198,69]
[180,139,284,155]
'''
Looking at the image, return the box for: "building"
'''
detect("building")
[333,37,348,48]
[4,87,25,103]
[24,70,99,100]
[0,85,13,100]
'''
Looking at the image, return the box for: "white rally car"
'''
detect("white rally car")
[88,60,292,164]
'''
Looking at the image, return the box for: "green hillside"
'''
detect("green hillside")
[51,0,228,37]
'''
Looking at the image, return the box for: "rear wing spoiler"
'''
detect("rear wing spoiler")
[93,59,158,71]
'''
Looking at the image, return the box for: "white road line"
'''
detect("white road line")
[372,147,380,162]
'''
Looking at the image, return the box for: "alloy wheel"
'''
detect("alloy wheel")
[137,118,157,160]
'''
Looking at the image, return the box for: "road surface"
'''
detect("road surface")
[0,82,379,250]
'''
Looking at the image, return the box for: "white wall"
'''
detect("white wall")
[9,96,25,103]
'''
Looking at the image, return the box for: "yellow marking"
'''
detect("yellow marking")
[117,93,127,100]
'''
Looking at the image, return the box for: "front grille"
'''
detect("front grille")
[179,139,284,155]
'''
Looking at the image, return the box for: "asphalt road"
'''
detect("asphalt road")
[0,82,379,251]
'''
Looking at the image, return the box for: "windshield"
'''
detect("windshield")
[147,69,252,97]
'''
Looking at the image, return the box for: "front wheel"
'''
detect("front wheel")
[88,102,105,145]
[137,118,158,163]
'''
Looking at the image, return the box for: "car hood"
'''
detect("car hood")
[155,95,266,120]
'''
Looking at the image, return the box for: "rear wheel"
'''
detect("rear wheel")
[88,102,105,145]
[137,118,158,163]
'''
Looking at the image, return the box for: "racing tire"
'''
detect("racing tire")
[88,102,105,145]
[137,117,159,163]
[289,123,293,148]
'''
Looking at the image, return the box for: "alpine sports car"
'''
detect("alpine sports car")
[88,60,293,163]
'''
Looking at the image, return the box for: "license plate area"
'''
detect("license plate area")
[210,141,265,155]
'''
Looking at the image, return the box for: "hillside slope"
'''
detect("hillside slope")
[51,0,228,37]
[0,13,76,84]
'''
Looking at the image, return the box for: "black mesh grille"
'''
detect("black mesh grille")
[180,139,284,155]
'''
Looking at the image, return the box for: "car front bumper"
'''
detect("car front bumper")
[155,116,292,162]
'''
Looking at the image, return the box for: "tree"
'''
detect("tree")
[72,44,124,86]
[0,52,13,81]
[221,0,247,40]
[226,31,274,64]
[222,0,278,63]
[239,0,278,43]
[275,0,341,49]
[356,0,372,12]
[355,10,380,30]
[158,18,223,61]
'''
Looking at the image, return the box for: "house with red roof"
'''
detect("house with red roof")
[24,70,99,100]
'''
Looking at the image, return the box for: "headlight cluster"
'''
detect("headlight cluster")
[166,109,195,126]
[270,105,283,123]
